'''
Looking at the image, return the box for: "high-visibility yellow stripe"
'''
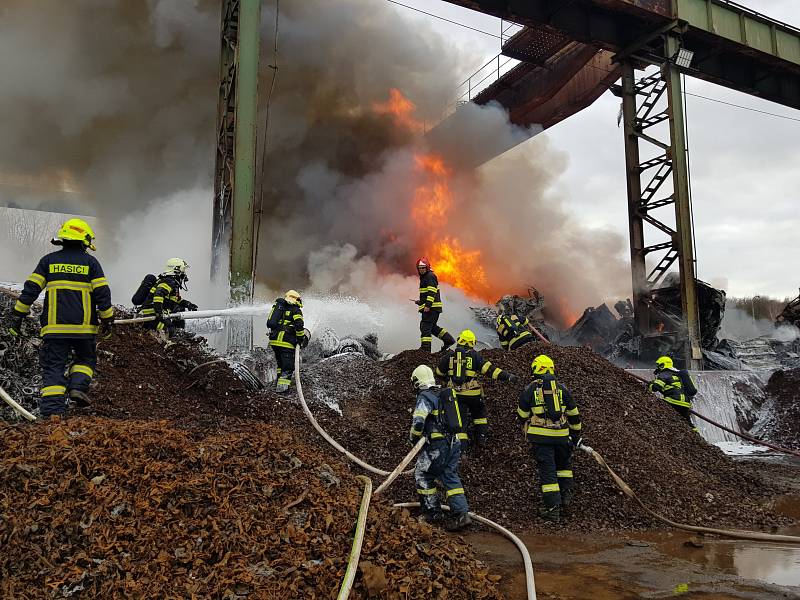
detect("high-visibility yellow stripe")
[41,385,67,397]
[27,273,46,287]
[157,282,172,291]
[472,418,488,425]
[517,407,531,419]
[47,289,57,327]
[569,423,582,430]
[90,277,108,290]
[454,388,482,396]
[431,302,443,308]
[417,488,438,495]
[46,280,92,291]
[69,364,94,378]
[81,290,91,326]
[541,483,560,493]
[446,488,465,497]
[527,427,569,436]
[411,429,423,437]
[565,407,580,416]
[556,470,573,478]
[664,397,691,408]
[269,340,295,349]
[98,307,114,319]
[491,368,502,380]
[420,336,432,342]
[41,324,99,335]
[481,362,492,375]
[430,432,445,439]
[456,432,469,440]
[412,410,429,419]
[277,378,292,385]
[14,300,31,314]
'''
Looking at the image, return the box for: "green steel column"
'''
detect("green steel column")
[664,34,702,369]
[621,62,650,336]
[230,0,261,306]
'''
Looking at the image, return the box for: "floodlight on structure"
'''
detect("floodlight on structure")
[675,48,694,68]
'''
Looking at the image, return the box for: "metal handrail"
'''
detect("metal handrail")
[713,0,800,36]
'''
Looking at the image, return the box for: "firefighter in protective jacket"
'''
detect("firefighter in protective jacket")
[7,219,113,417]
[415,257,456,352]
[517,355,583,522]
[648,356,698,429]
[140,258,197,335]
[435,329,518,448]
[495,313,534,350]
[409,365,472,531]
[267,290,307,393]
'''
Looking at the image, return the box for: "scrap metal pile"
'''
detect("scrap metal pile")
[759,368,800,449]
[0,418,503,599]
[0,289,42,419]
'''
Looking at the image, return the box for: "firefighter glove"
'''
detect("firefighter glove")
[508,373,519,383]
[423,306,430,313]
[571,436,584,449]
[183,301,198,311]
[99,317,115,340]
[408,431,418,445]
[299,335,309,349]
[7,314,23,337]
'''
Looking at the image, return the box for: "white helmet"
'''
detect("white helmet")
[411,365,436,390]
[163,258,189,277]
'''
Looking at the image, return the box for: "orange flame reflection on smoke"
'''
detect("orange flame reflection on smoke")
[373,88,425,133]
[411,153,493,301]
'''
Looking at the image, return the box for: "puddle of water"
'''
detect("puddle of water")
[728,542,800,587]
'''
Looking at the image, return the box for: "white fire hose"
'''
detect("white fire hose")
[393,502,537,600]
[337,475,372,600]
[115,307,261,325]
[0,383,37,421]
[293,346,414,477]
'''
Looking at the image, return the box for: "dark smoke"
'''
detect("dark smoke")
[0,0,630,319]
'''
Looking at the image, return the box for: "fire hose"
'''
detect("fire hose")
[295,348,536,597]
[293,346,414,477]
[337,475,372,600]
[625,371,800,458]
[393,502,537,600]
[579,443,800,544]
[0,383,37,421]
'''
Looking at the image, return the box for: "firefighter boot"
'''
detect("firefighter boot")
[445,512,473,531]
[538,505,561,523]
[418,510,444,525]
[69,389,91,408]
[440,331,456,351]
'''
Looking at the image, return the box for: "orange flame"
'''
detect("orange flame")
[373,88,425,133]
[411,152,492,301]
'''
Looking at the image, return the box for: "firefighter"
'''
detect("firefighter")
[495,312,534,350]
[139,258,197,336]
[267,289,307,393]
[409,364,472,531]
[648,356,698,430]
[415,257,455,352]
[517,355,583,522]
[435,329,518,449]
[6,218,113,417]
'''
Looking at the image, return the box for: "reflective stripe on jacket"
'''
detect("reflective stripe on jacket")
[495,313,533,350]
[517,375,581,444]
[13,246,112,338]
[435,345,509,396]
[268,299,305,349]
[418,270,443,313]
[648,369,694,408]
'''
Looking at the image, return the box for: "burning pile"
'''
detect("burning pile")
[0,418,503,599]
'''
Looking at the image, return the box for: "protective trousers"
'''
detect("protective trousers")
[456,393,488,446]
[669,403,694,427]
[532,443,574,509]
[419,312,454,352]
[272,347,295,389]
[414,439,468,517]
[39,338,97,418]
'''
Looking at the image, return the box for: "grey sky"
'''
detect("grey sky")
[397,0,800,299]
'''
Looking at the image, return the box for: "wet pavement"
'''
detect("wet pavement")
[464,525,800,599]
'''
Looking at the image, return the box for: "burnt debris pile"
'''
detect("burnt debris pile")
[0,418,502,599]
[761,368,800,449]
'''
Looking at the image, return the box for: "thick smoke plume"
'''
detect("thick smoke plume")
[0,0,629,330]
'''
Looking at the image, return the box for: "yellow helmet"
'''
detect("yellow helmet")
[56,218,96,250]
[531,354,555,375]
[655,356,674,370]
[284,289,302,305]
[411,365,436,390]
[457,329,477,347]
[163,257,189,277]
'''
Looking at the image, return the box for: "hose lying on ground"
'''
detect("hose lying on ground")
[0,383,37,421]
[373,437,426,496]
[625,370,800,458]
[580,444,800,544]
[337,475,373,600]
[393,502,537,600]
[293,347,413,477]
